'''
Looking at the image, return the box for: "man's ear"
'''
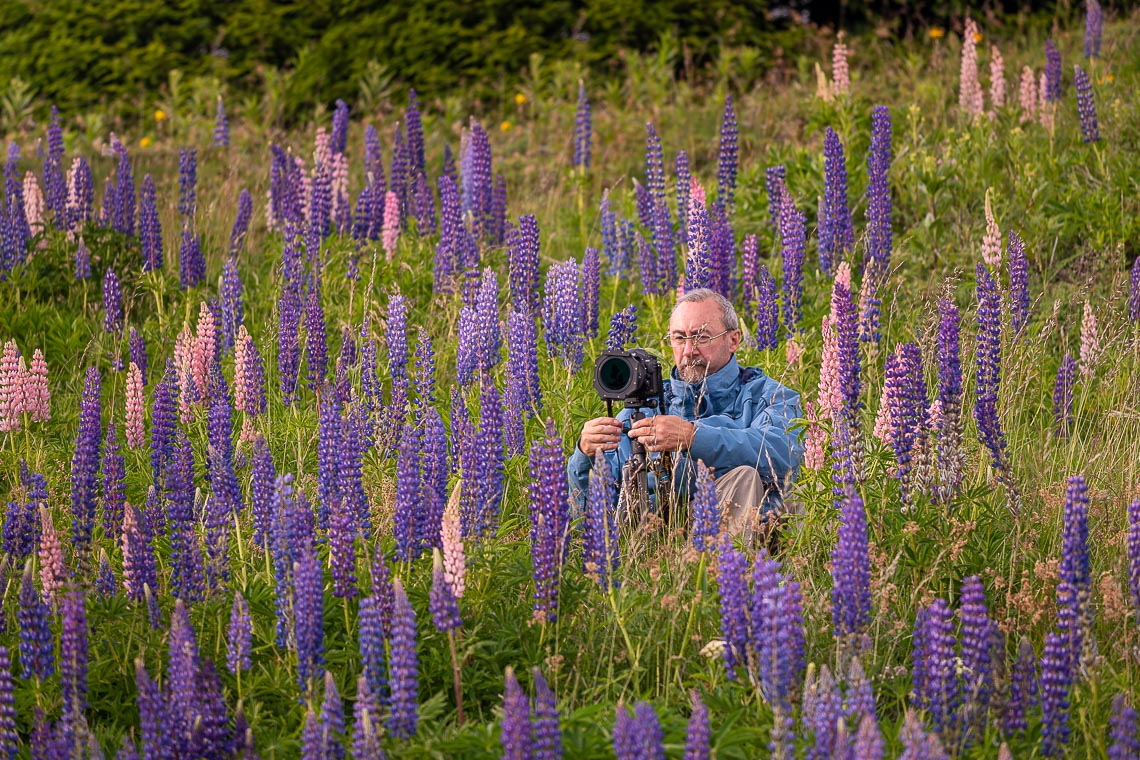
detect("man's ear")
[728,329,742,352]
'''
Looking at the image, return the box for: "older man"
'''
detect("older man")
[567,288,803,542]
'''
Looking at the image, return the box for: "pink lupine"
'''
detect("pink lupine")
[959,19,985,118]
[831,36,850,98]
[125,362,145,449]
[23,172,45,243]
[441,492,466,598]
[1079,300,1100,377]
[785,338,803,366]
[331,151,350,222]
[192,302,216,401]
[989,45,1006,112]
[832,262,852,305]
[313,127,332,168]
[1018,66,1037,123]
[926,399,944,436]
[10,357,30,426]
[872,380,892,447]
[234,326,249,413]
[178,363,196,425]
[382,190,400,260]
[173,322,194,386]
[817,315,842,422]
[689,176,706,209]
[982,191,1001,268]
[1038,72,1054,131]
[0,340,19,432]
[26,349,50,423]
[38,509,66,604]
[120,506,139,597]
[802,399,827,470]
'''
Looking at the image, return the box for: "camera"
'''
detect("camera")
[593,348,666,410]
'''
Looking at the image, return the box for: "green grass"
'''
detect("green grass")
[1,8,1140,759]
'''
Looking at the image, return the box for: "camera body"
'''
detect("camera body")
[593,348,665,409]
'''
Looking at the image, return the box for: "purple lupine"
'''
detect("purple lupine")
[583,452,619,587]
[765,165,786,232]
[708,203,735,297]
[321,671,346,760]
[433,175,463,295]
[1129,499,1140,627]
[249,434,276,547]
[819,127,854,276]
[573,81,592,170]
[529,419,569,623]
[386,293,409,381]
[302,707,323,759]
[690,461,720,552]
[129,327,147,383]
[958,576,996,741]
[60,589,88,718]
[531,668,562,760]
[430,555,462,633]
[832,279,861,434]
[717,544,750,678]
[675,151,691,234]
[304,285,328,390]
[229,189,253,257]
[168,430,206,602]
[329,497,358,599]
[388,578,419,738]
[613,705,637,759]
[74,237,91,279]
[1129,256,1140,324]
[934,297,965,503]
[1085,0,1103,58]
[1004,638,1038,736]
[624,703,665,760]
[214,97,229,147]
[139,174,163,271]
[582,247,601,338]
[358,594,388,705]
[96,553,116,598]
[885,342,926,500]
[227,592,252,675]
[644,122,667,210]
[43,106,66,222]
[1074,65,1100,143]
[341,407,371,535]
[1007,230,1030,337]
[394,419,421,561]
[0,647,15,758]
[779,190,805,336]
[651,196,677,293]
[1040,631,1072,756]
[1052,352,1077,437]
[913,598,958,736]
[456,305,479,387]
[831,487,871,641]
[472,374,506,536]
[461,118,494,241]
[753,265,779,351]
[751,550,805,716]
[179,227,206,289]
[600,190,623,277]
[178,148,197,219]
[294,545,325,693]
[112,141,135,236]
[220,258,243,350]
[501,668,532,759]
[542,258,586,370]
[684,691,710,760]
[473,268,503,376]
[506,310,541,453]
[135,660,166,760]
[807,665,843,759]
[278,283,302,405]
[417,406,448,550]
[317,389,342,531]
[71,367,102,554]
[103,267,122,334]
[18,563,54,680]
[205,368,240,588]
[1057,475,1090,668]
[740,233,760,319]
[974,262,1009,473]
[151,360,178,484]
[100,420,126,538]
[684,195,713,293]
[1044,40,1062,102]
[604,304,637,353]
[1109,693,1139,760]
[717,93,738,212]
[330,97,351,156]
[860,106,893,343]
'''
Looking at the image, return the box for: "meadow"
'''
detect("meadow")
[0,4,1139,758]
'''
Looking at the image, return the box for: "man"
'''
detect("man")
[567,288,803,543]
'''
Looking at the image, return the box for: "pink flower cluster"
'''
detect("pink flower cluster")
[0,339,50,431]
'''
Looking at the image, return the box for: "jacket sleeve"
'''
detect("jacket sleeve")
[567,446,594,514]
[686,382,803,482]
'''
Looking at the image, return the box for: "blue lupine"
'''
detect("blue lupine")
[716,544,750,678]
[101,420,125,538]
[139,174,163,271]
[1074,64,1100,143]
[229,188,253,257]
[709,203,735,297]
[474,268,502,375]
[754,264,780,350]
[321,671,346,760]
[278,283,302,404]
[332,98,351,155]
[1085,0,1103,58]
[0,647,16,757]
[765,165,786,232]
[293,544,325,693]
[68,157,94,233]
[651,197,677,293]
[113,142,135,236]
[1057,475,1090,669]
[819,127,854,276]
[317,389,342,532]
[1003,638,1038,736]
[59,589,88,718]
[542,258,586,370]
[675,151,691,233]
[574,81,592,170]
[1044,40,1062,102]
[1007,230,1030,337]
[751,550,804,714]
[329,496,358,599]
[18,563,54,680]
[501,668,532,759]
[403,90,424,176]
[958,575,996,742]
[684,691,710,760]
[807,665,843,760]
[103,268,121,334]
[604,304,637,352]
[388,578,419,739]
[461,118,493,242]
[599,190,623,276]
[387,293,409,380]
[473,374,506,535]
[644,122,666,209]
[305,285,328,391]
[529,419,568,623]
[831,487,871,641]
[583,452,619,588]
[393,418,421,561]
[741,233,760,319]
[96,554,115,598]
[178,148,197,219]
[1040,631,1072,756]
[974,263,1008,474]
[717,93,738,212]
[433,175,464,295]
[1053,352,1076,437]
[779,190,805,335]
[689,461,719,552]
[1130,498,1140,626]
[1108,694,1139,760]
[631,703,666,760]
[430,554,462,633]
[861,106,892,343]
[71,367,102,554]
[340,407,370,535]
[128,327,147,383]
[884,342,926,500]
[214,97,229,147]
[74,238,91,279]
[358,594,388,705]
[532,668,562,760]
[220,257,243,350]
[167,430,205,602]
[684,198,713,293]
[227,592,252,675]
[417,406,448,551]
[150,359,177,486]
[913,598,957,736]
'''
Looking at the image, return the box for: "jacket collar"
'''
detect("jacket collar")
[669,354,744,416]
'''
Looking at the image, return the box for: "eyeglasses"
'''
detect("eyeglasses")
[663,328,733,348]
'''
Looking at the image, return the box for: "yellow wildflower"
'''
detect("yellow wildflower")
[929,27,944,39]
[500,120,512,132]
[973,32,983,43]
[514,93,527,106]
[154,109,167,122]
[140,136,153,148]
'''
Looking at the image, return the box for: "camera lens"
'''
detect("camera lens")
[597,355,633,394]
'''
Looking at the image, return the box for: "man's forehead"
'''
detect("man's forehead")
[669,301,722,330]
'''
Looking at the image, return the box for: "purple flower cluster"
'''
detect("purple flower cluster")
[18,564,54,680]
[388,578,419,738]
[582,246,600,338]
[474,268,503,377]
[542,259,585,370]
[461,117,494,242]
[529,419,569,623]
[214,96,229,147]
[689,461,720,552]
[779,190,805,336]
[884,342,926,500]
[1130,498,1140,626]
[430,554,462,633]
[139,174,163,271]
[684,196,713,293]
[508,214,541,314]
[1085,0,1103,58]
[861,106,893,344]
[708,204,735,297]
[1057,475,1090,668]
[765,165,786,231]
[604,304,637,352]
[501,667,532,758]
[1130,256,1140,324]
[675,151,691,234]
[716,545,750,678]
[911,598,957,736]
[1074,65,1100,143]
[958,575,997,743]
[684,691,710,760]
[754,264,780,351]
[1003,638,1038,736]
[1109,694,1139,760]
[60,589,88,717]
[179,228,205,289]
[751,550,805,713]
[278,282,302,405]
[717,93,738,213]
[293,545,325,693]
[1052,352,1076,437]
[1040,631,1071,756]
[227,592,252,675]
[574,82,592,170]
[831,487,871,640]
[70,366,102,553]
[1007,230,1030,337]
[230,189,253,257]
[101,420,125,537]
[1044,40,1062,102]
[178,148,197,219]
[583,452,619,588]
[819,127,854,276]
[506,308,542,415]
[103,267,121,334]
[614,702,665,760]
[974,263,1008,474]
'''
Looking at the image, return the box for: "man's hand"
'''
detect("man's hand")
[578,417,623,458]
[628,415,696,453]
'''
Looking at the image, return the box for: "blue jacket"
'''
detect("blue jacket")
[567,355,804,513]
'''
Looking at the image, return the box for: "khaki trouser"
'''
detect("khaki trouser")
[715,466,781,545]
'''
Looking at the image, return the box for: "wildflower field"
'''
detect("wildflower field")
[1,4,1139,758]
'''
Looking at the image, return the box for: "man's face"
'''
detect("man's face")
[668,299,741,384]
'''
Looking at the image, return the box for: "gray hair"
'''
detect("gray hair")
[672,288,740,331]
